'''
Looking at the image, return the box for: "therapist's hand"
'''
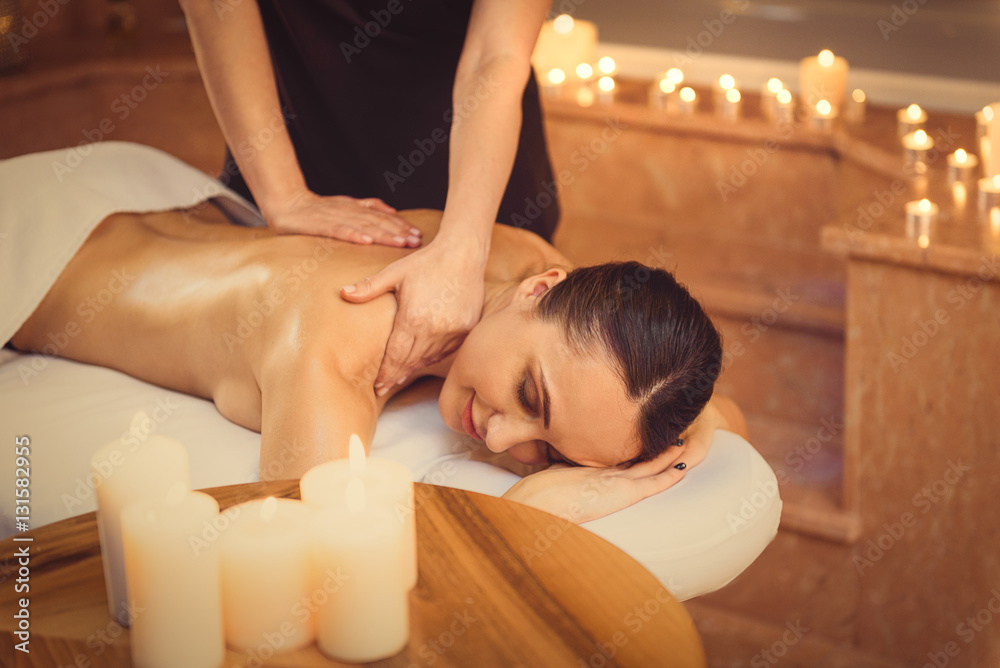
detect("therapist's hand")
[266,190,422,247]
[340,238,486,393]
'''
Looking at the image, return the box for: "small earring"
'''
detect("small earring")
[675,438,685,447]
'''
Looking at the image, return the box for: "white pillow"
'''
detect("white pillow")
[0,352,780,600]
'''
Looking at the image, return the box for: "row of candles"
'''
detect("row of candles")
[92,414,414,667]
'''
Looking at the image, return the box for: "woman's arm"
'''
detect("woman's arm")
[178,0,414,244]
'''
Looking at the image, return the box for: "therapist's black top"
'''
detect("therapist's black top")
[221,0,560,241]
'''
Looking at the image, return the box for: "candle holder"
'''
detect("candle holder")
[979,175,1000,212]
[902,129,934,174]
[597,76,615,105]
[947,149,979,183]
[773,89,795,125]
[675,87,697,115]
[905,198,938,246]
[714,74,736,114]
[719,88,741,122]
[542,68,566,100]
[952,182,968,212]
[808,100,836,132]
[897,104,927,138]
[649,78,675,111]
[845,89,866,124]
[760,78,783,120]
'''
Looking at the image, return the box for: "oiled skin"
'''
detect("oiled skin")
[11,205,565,479]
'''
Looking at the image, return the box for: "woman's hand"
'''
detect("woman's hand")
[266,190,421,247]
[340,237,487,393]
[501,444,690,524]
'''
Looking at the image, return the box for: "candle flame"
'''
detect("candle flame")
[984,106,994,122]
[658,78,675,94]
[348,433,366,477]
[906,104,923,121]
[816,99,832,116]
[917,234,930,249]
[725,88,741,103]
[575,62,593,80]
[598,76,615,92]
[766,78,783,94]
[918,198,931,212]
[852,89,866,104]
[680,87,696,103]
[776,89,792,105]
[260,496,278,523]
[666,68,684,85]
[598,56,616,75]
[818,50,835,67]
[718,74,735,90]
[914,129,927,144]
[547,68,565,85]
[553,14,574,34]
[955,148,967,163]
[346,476,365,514]
[952,182,967,209]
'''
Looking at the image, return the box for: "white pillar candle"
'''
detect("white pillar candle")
[597,75,615,104]
[845,88,866,124]
[220,497,316,653]
[902,129,935,173]
[808,99,836,132]
[799,49,848,112]
[311,478,408,663]
[976,105,994,141]
[979,175,1000,211]
[760,77,783,120]
[773,89,795,125]
[947,149,979,183]
[121,489,225,668]
[300,435,416,588]
[985,103,1000,177]
[675,86,698,115]
[91,412,191,625]
[897,103,927,138]
[531,14,597,78]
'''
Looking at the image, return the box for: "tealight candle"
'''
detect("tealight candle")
[897,103,927,137]
[720,87,741,121]
[91,412,191,625]
[597,75,615,104]
[311,478,408,663]
[799,49,848,111]
[760,77,783,120]
[542,68,565,99]
[676,86,697,115]
[773,89,795,125]
[300,434,417,588]
[947,149,979,183]
[597,56,616,76]
[122,489,225,668]
[531,14,597,78]
[649,77,675,110]
[808,99,836,132]
[905,198,938,245]
[976,105,993,141]
[845,88,866,124]
[666,67,684,86]
[575,62,594,83]
[714,73,736,112]
[219,497,316,653]
[979,175,1000,211]
[902,129,935,172]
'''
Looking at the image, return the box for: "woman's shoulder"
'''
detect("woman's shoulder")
[487,224,571,282]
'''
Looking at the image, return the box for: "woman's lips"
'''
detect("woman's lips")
[462,394,483,441]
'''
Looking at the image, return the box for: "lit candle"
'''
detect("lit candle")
[897,103,927,138]
[976,105,993,141]
[649,77,675,111]
[720,87,741,121]
[979,175,1000,211]
[676,86,697,115]
[219,497,316,653]
[300,434,416,588]
[597,75,615,104]
[597,56,616,76]
[121,488,225,668]
[760,77,783,120]
[905,198,938,245]
[984,102,1000,177]
[902,129,935,173]
[666,68,684,86]
[799,49,848,112]
[808,99,836,132]
[575,62,594,83]
[714,73,736,112]
[91,412,191,625]
[311,476,409,663]
[947,149,979,183]
[542,68,565,99]
[845,88,866,124]
[531,14,597,79]
[774,89,795,125]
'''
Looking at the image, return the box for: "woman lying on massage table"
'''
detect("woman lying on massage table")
[10,195,746,523]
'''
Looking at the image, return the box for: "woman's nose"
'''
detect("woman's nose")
[484,416,546,465]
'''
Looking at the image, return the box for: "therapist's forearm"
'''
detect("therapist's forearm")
[179,0,306,217]
[436,56,533,258]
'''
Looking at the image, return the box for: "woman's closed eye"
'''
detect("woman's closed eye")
[517,375,536,414]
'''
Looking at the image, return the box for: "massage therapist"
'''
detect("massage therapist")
[180,0,559,394]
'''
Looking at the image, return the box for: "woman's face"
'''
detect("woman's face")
[439,271,641,468]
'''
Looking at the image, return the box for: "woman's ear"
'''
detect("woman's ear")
[514,268,568,302]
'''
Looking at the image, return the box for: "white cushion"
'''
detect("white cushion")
[0,352,780,600]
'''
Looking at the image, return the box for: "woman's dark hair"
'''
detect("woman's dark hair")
[534,261,723,464]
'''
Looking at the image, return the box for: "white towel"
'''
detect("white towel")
[0,141,264,345]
